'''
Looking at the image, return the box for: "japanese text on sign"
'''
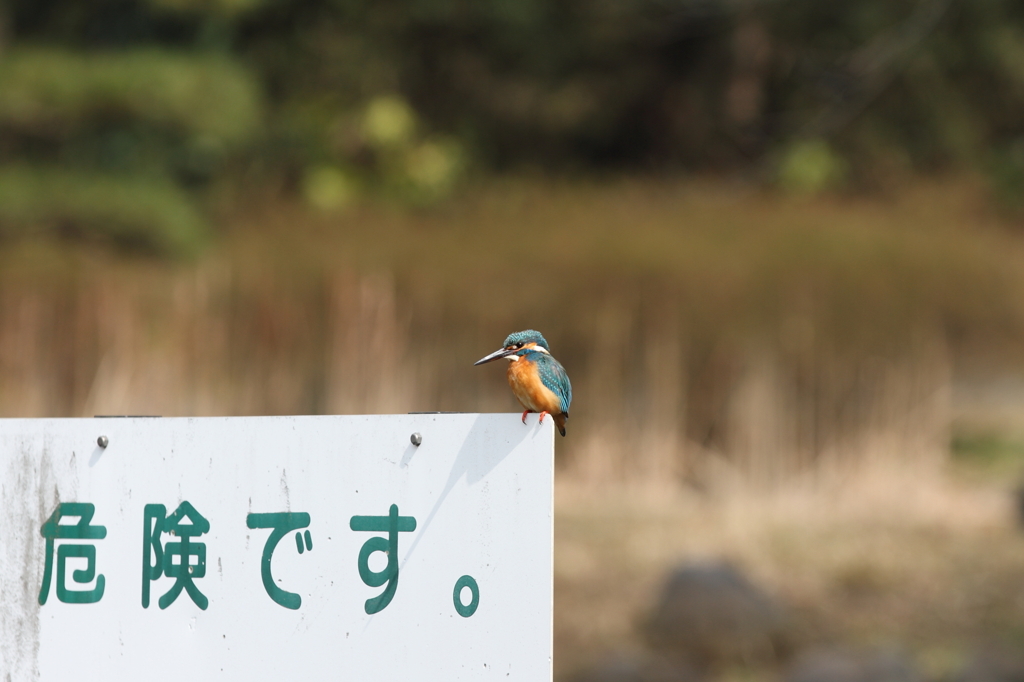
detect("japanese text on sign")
[39,500,477,617]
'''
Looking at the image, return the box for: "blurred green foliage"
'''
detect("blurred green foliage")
[144,0,269,17]
[987,138,1024,214]
[951,431,1024,462]
[4,0,1024,254]
[777,139,849,193]
[0,165,209,257]
[949,429,1024,482]
[0,48,260,144]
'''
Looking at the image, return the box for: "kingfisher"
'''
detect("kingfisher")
[474,330,572,436]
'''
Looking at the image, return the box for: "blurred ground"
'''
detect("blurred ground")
[554,457,1024,682]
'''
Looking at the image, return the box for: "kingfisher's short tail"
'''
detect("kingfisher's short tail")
[554,412,568,437]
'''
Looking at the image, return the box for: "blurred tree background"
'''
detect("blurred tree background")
[5,0,1024,253]
[9,4,1024,680]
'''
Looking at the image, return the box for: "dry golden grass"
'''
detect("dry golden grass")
[3,176,1021,484]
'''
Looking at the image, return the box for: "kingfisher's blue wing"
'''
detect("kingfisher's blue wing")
[537,355,572,415]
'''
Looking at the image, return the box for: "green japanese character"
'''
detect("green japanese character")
[141,501,210,610]
[349,504,416,614]
[246,512,312,610]
[38,503,107,605]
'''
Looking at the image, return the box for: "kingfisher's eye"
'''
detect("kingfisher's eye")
[516,342,525,349]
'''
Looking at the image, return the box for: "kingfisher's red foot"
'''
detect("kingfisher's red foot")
[521,410,530,424]
[538,411,550,423]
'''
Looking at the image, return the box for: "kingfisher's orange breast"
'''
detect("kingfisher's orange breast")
[506,359,563,415]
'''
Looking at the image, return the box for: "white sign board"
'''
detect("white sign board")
[0,414,554,681]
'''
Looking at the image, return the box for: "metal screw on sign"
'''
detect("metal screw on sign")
[410,432,422,446]
[97,436,109,449]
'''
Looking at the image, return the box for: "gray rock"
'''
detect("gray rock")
[570,655,701,682]
[956,648,1024,682]
[784,647,921,682]
[644,561,791,666]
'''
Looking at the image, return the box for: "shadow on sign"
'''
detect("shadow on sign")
[400,414,540,569]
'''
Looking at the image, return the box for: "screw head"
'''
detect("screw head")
[97,435,109,448]
[410,432,423,446]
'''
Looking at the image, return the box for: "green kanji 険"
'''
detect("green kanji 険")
[142,501,210,610]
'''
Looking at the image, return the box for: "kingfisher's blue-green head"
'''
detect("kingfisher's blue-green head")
[473,329,551,365]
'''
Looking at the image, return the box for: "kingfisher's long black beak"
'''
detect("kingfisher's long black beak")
[474,347,514,366]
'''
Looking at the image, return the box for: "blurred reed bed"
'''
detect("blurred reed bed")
[1,178,1022,489]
